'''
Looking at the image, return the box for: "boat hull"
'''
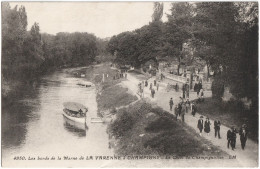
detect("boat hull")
[62,111,86,124]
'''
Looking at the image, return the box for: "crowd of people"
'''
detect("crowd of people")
[138,77,249,151]
[113,71,127,80]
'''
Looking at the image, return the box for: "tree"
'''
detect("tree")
[163,2,194,75]
[2,3,28,78]
[152,2,164,22]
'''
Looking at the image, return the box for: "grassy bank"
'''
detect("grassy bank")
[108,99,227,157]
[195,98,258,142]
[70,64,138,113]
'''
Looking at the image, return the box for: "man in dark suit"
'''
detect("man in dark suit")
[169,98,174,111]
[214,120,221,139]
[227,128,232,149]
[239,124,248,150]
[197,116,204,136]
[230,127,237,150]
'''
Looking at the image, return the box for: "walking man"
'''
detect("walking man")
[174,105,178,120]
[151,88,155,98]
[156,82,159,91]
[186,83,190,98]
[230,127,237,150]
[227,128,232,149]
[145,80,148,87]
[177,102,182,117]
[191,102,197,116]
[150,83,153,90]
[185,98,190,113]
[182,84,185,98]
[239,124,248,150]
[214,120,221,139]
[181,104,186,122]
[169,98,174,111]
[197,116,204,136]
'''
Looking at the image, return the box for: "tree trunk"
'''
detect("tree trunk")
[177,56,181,75]
[207,63,210,82]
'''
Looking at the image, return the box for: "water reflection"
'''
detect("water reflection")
[63,116,88,137]
[2,67,113,167]
[2,81,41,149]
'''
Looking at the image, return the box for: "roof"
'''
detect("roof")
[63,102,87,112]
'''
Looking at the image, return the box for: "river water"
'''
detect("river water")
[2,67,113,167]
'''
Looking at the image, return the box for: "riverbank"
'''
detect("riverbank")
[104,71,227,157]
[108,99,227,157]
[69,64,138,114]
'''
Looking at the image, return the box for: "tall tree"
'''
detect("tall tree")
[163,2,194,75]
[152,2,164,22]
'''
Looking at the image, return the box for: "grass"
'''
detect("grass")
[70,63,138,113]
[194,98,258,142]
[97,84,138,112]
[108,99,227,157]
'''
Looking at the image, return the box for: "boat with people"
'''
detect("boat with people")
[63,102,88,124]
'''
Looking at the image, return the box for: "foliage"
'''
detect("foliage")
[152,2,164,22]
[2,2,107,83]
[109,100,226,156]
[110,110,135,138]
[195,98,258,142]
[211,75,225,99]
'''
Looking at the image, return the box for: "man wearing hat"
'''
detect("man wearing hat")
[228,127,237,150]
[197,116,204,136]
[239,124,248,150]
[191,102,197,116]
[214,120,221,139]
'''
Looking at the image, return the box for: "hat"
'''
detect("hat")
[206,117,209,120]
[171,98,172,99]
[200,116,203,118]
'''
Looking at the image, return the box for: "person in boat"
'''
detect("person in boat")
[78,109,83,117]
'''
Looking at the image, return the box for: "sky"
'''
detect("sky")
[9,2,172,38]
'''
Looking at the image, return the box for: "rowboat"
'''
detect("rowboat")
[63,102,88,124]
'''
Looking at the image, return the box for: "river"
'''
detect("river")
[2,67,113,167]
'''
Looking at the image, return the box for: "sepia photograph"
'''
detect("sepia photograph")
[1,1,258,167]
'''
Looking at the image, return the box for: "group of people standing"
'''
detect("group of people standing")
[197,116,221,138]
[113,71,127,80]
[140,79,160,98]
[197,116,249,150]
[169,97,194,122]
[227,124,248,150]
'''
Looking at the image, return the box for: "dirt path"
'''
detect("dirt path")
[121,72,258,167]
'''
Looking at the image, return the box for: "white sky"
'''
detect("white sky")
[9,2,172,38]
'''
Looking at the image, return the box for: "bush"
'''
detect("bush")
[144,131,202,156]
[145,117,178,132]
[211,76,224,99]
[110,107,117,115]
[110,111,134,138]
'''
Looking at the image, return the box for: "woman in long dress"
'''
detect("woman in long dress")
[204,117,211,136]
